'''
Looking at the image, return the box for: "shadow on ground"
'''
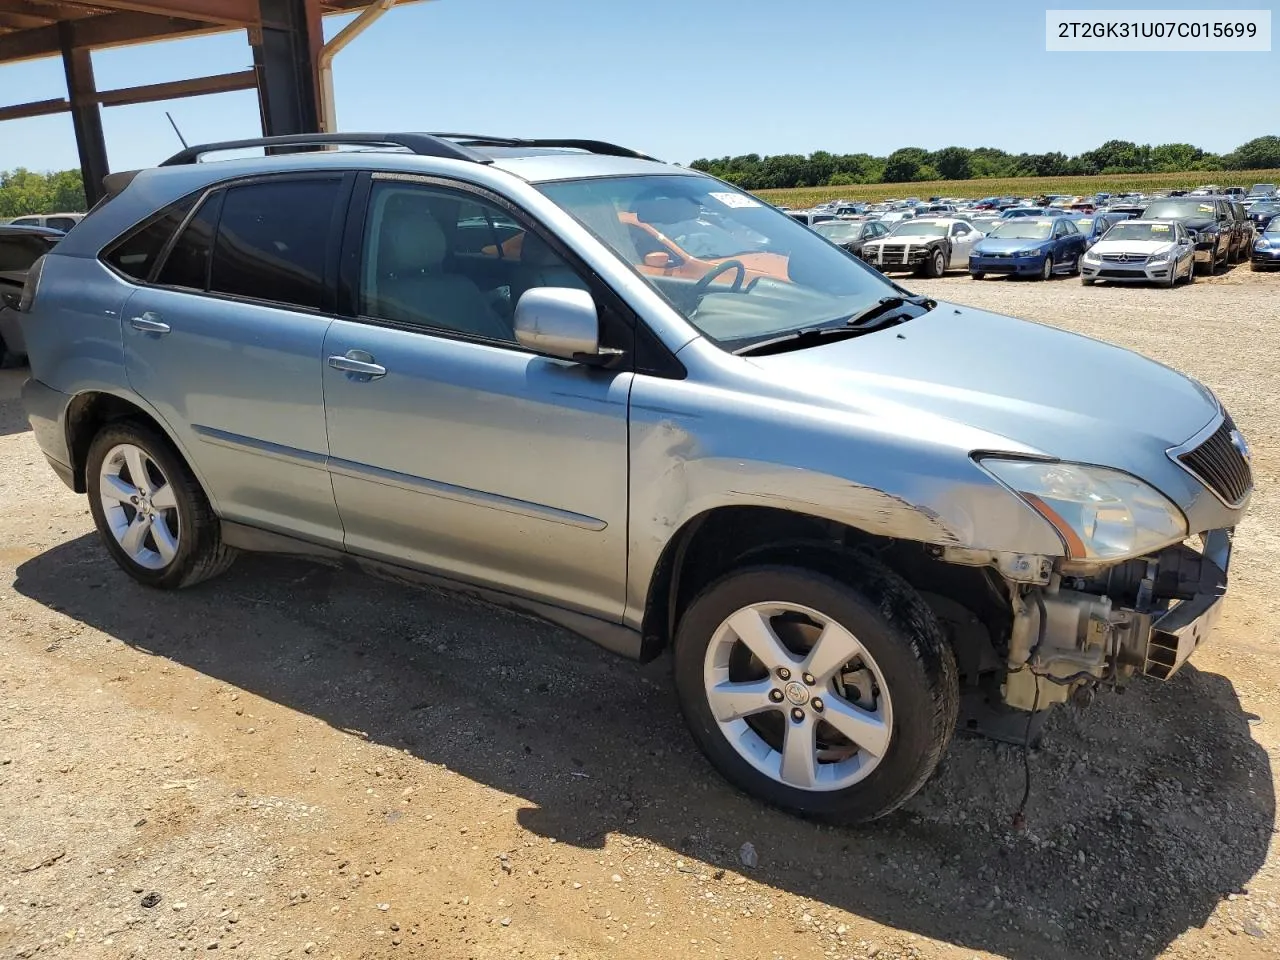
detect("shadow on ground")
[15,536,1274,960]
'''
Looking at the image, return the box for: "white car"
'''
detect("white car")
[1080,219,1197,287]
[858,217,983,276]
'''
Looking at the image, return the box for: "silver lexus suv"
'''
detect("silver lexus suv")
[17,133,1251,823]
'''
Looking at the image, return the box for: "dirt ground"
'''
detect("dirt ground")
[2,263,1279,960]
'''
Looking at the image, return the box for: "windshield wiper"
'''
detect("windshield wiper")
[840,294,935,329]
[733,296,935,357]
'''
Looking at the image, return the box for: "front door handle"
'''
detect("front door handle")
[129,312,170,335]
[327,350,387,380]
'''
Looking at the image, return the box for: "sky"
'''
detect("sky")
[0,0,1276,174]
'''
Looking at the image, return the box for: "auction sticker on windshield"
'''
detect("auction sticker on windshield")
[1151,223,1171,232]
[710,192,762,209]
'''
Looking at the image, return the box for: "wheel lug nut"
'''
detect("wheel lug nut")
[812,698,824,712]
[777,668,791,681]
[790,708,805,723]
[802,673,815,686]
[769,689,784,703]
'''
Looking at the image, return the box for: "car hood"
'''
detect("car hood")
[750,303,1217,473]
[1088,238,1177,256]
[974,237,1049,253]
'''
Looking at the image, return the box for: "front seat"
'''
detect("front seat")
[371,197,512,341]
[509,232,589,309]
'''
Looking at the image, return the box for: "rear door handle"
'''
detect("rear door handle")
[327,350,387,380]
[129,312,170,335]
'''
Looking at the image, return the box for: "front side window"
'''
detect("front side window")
[360,180,586,344]
[538,174,896,349]
[210,179,341,310]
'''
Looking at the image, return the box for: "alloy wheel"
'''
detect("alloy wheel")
[98,443,181,570]
[702,601,893,792]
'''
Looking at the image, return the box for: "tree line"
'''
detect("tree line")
[0,168,87,219]
[689,136,1280,190]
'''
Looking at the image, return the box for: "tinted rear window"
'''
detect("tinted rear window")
[104,197,196,280]
[209,179,342,310]
[155,192,223,290]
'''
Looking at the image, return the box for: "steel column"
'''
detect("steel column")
[250,0,323,137]
[59,21,109,206]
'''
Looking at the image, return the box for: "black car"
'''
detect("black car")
[1139,196,1234,272]
[0,225,63,366]
[812,218,890,256]
[1247,201,1280,232]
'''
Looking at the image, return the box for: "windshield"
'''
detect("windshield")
[538,174,895,347]
[1265,221,1280,236]
[888,220,947,237]
[814,221,866,242]
[1143,199,1217,219]
[1105,221,1177,242]
[1075,218,1095,231]
[987,220,1053,240]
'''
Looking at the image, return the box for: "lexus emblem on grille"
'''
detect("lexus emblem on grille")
[1230,429,1252,464]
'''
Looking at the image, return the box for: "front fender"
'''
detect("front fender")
[622,371,1064,628]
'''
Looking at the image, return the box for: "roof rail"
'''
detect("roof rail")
[159,132,492,167]
[427,133,658,161]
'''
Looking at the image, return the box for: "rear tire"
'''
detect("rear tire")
[86,420,236,589]
[673,558,959,824]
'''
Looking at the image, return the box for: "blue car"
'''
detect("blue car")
[1253,220,1280,271]
[969,215,1088,280]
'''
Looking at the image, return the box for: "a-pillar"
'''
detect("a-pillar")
[59,22,109,207]
[251,0,324,137]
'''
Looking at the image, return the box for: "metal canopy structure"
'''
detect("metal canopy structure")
[0,0,420,204]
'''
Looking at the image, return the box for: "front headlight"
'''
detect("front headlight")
[1018,247,1044,258]
[1148,250,1171,263]
[1083,250,1101,262]
[980,458,1187,561]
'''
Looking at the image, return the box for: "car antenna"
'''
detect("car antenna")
[165,112,189,149]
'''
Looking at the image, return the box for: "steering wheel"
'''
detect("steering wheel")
[692,259,747,301]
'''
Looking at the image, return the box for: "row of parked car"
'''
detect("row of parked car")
[799,187,1278,286]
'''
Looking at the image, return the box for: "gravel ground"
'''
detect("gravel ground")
[1,262,1278,960]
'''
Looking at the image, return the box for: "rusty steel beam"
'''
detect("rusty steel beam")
[0,11,55,30]
[0,96,68,122]
[44,0,258,26]
[0,11,217,61]
[94,68,257,105]
[61,19,110,206]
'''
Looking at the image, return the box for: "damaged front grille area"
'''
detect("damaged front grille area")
[1176,416,1252,507]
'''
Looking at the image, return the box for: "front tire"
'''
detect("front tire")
[1184,257,1196,283]
[86,420,236,589]
[923,247,946,278]
[1039,254,1054,281]
[970,271,985,280]
[673,560,959,824]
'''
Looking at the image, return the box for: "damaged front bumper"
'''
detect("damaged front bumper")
[1000,529,1231,712]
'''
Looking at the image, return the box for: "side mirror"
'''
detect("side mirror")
[642,251,682,269]
[514,287,622,366]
